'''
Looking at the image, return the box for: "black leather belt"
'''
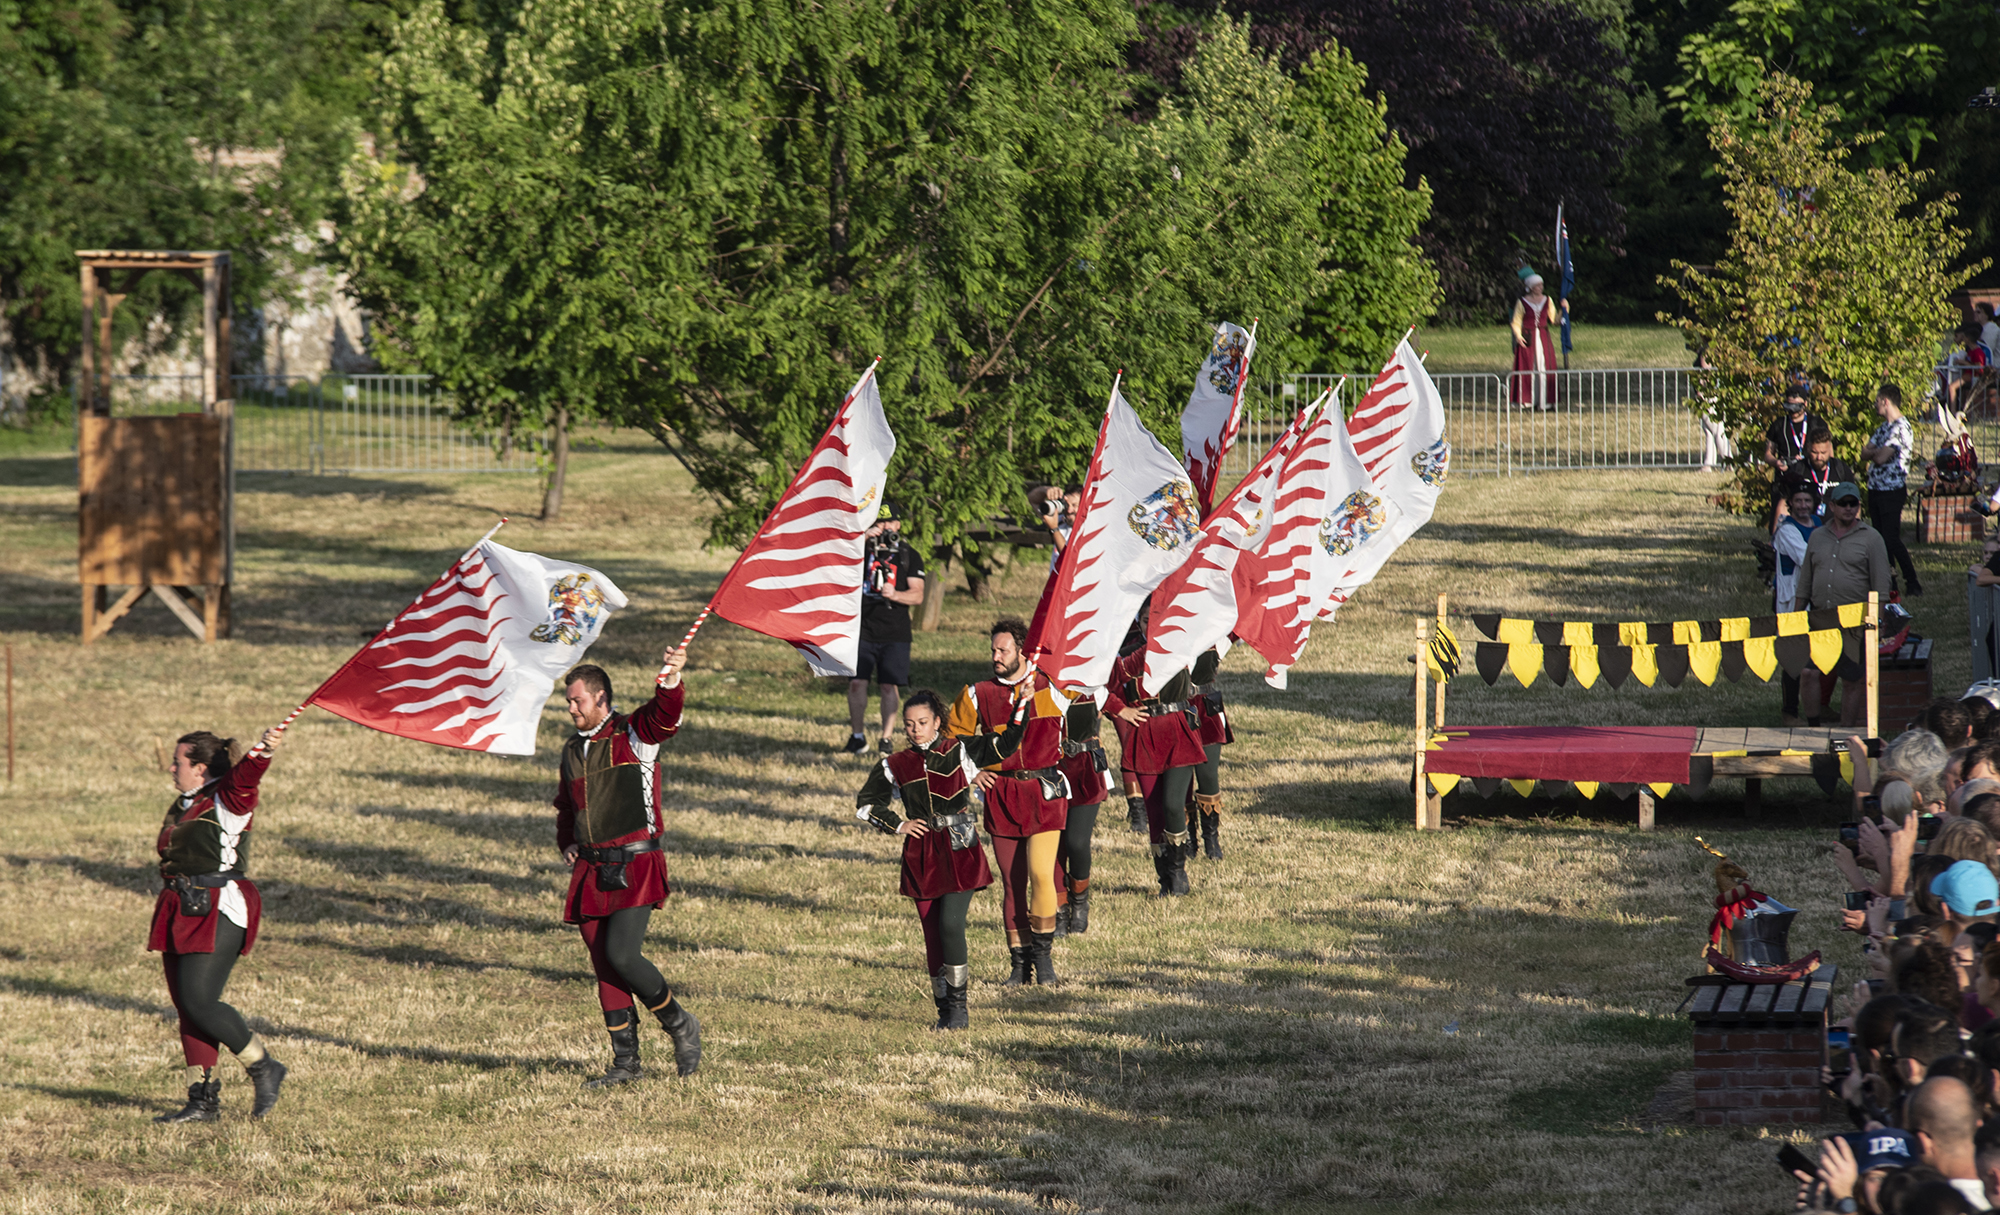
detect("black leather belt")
[1140,699,1192,715]
[998,766,1061,782]
[576,839,661,864]
[165,872,239,889]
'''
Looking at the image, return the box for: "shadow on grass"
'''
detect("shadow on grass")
[7,1083,159,1110]
[289,933,590,985]
[5,854,159,895]
[282,837,550,896]
[0,974,581,1075]
[1502,1059,1687,1134]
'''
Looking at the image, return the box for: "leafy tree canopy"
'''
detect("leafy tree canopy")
[0,0,391,392]
[1661,73,1985,509]
[345,2,1434,557]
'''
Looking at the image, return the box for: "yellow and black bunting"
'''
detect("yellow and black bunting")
[1460,605,1868,689]
[1424,621,1462,683]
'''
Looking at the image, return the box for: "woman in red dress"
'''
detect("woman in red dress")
[854,690,1021,1029]
[148,725,289,1123]
[1509,270,1562,410]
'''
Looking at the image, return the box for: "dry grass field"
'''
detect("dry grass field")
[0,429,1979,1213]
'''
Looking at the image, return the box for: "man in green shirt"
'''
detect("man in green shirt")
[1794,482,1890,727]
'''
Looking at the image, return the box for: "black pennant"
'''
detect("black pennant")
[1808,608,1841,631]
[1599,645,1633,689]
[1774,633,1812,678]
[1475,642,1508,686]
[1719,640,1748,683]
[1472,613,1501,639]
[1657,644,1690,688]
[1699,620,1721,642]
[1533,620,1565,647]
[1593,622,1621,648]
[1545,645,1571,686]
[1647,622,1674,645]
[1749,615,1779,638]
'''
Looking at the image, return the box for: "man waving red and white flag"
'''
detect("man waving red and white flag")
[308,525,628,755]
[1180,321,1257,515]
[1031,377,1203,691]
[1139,393,1312,695]
[1327,335,1449,609]
[1232,384,1398,688]
[708,361,895,677]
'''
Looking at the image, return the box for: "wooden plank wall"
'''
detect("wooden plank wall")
[79,415,226,585]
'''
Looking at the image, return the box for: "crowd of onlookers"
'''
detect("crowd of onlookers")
[1792,690,2000,1212]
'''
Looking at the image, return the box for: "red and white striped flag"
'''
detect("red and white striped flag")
[308,530,628,755]
[1232,384,1396,688]
[1180,321,1257,515]
[1327,335,1448,609]
[708,362,895,677]
[1030,377,1204,691]
[1139,394,1311,695]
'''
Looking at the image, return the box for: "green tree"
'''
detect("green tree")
[344,5,1431,563]
[0,0,386,402]
[1660,73,1983,509]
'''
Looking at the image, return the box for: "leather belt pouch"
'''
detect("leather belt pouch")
[595,862,629,891]
[935,812,979,851]
[168,874,229,917]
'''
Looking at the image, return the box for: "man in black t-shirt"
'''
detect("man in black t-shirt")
[1762,385,1823,479]
[845,501,928,754]
[1775,427,1857,523]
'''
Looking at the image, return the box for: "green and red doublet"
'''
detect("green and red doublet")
[146,754,270,956]
[553,683,684,923]
[1106,651,1206,773]
[857,734,1017,900]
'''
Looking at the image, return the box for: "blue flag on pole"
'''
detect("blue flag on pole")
[1555,204,1574,356]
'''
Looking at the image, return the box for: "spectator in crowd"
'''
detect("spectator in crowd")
[1897,946,1968,1026]
[1796,482,1892,725]
[1874,1166,1976,1214]
[1777,484,1822,724]
[1766,382,1824,482]
[1967,793,2000,838]
[1693,348,1733,471]
[1971,743,2000,786]
[1799,1129,1918,1213]
[1889,731,1955,792]
[1952,323,1993,413]
[1934,822,1999,872]
[1780,428,1860,524]
[1861,383,1923,596]
[1978,303,2000,360]
[1977,1117,2000,1206]
[1931,700,1980,751]
[1909,1077,1995,1209]
[843,502,927,755]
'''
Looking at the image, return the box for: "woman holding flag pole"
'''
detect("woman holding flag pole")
[148,722,292,1123]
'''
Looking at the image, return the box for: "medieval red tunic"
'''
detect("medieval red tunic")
[147,753,269,956]
[1196,685,1233,747]
[1105,651,1206,773]
[946,674,1069,836]
[856,736,996,900]
[553,682,684,923]
[1510,294,1558,407]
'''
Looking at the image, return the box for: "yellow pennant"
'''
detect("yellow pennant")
[1743,635,1778,681]
[1648,782,1673,799]
[1428,772,1462,797]
[1569,643,1600,690]
[1838,602,1865,628]
[1495,618,1534,644]
[1618,621,1649,647]
[1776,609,1810,636]
[1561,621,1593,648]
[1508,778,1537,798]
[1688,640,1721,686]
[1629,643,1659,687]
[1509,643,1544,688]
[1839,753,1854,788]
[1808,627,1843,675]
[1719,616,1750,642]
[1574,781,1600,800]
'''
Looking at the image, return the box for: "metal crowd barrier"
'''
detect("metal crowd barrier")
[102,374,535,474]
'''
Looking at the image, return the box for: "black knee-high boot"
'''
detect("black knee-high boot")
[584,1009,642,1088]
[1126,795,1146,834]
[1029,931,1058,985]
[1067,880,1092,934]
[1001,943,1031,986]
[1194,792,1223,860]
[646,992,702,1077]
[932,964,969,1031]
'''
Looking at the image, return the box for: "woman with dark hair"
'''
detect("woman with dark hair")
[853,689,1022,1029]
[149,724,288,1123]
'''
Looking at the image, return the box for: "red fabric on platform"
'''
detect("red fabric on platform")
[1425,726,1697,786]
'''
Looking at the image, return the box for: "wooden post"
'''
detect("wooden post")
[5,643,13,784]
[78,265,97,415]
[1415,616,1437,830]
[1636,786,1655,832]
[1865,591,1880,741]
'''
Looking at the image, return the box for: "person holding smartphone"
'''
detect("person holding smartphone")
[1786,1130,1917,1214]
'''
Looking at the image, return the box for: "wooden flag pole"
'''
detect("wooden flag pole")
[5,643,13,785]
[1865,591,1880,740]
[251,517,510,756]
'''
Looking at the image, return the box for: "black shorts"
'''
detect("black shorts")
[854,638,911,687]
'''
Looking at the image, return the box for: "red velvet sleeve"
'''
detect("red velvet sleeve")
[554,774,579,852]
[216,753,270,816]
[628,682,686,745]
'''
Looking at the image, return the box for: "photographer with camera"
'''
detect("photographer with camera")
[843,501,928,756]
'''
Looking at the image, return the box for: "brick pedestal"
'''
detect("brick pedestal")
[1686,963,1835,1127]
[1879,638,1933,733]
[1920,492,1984,544]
